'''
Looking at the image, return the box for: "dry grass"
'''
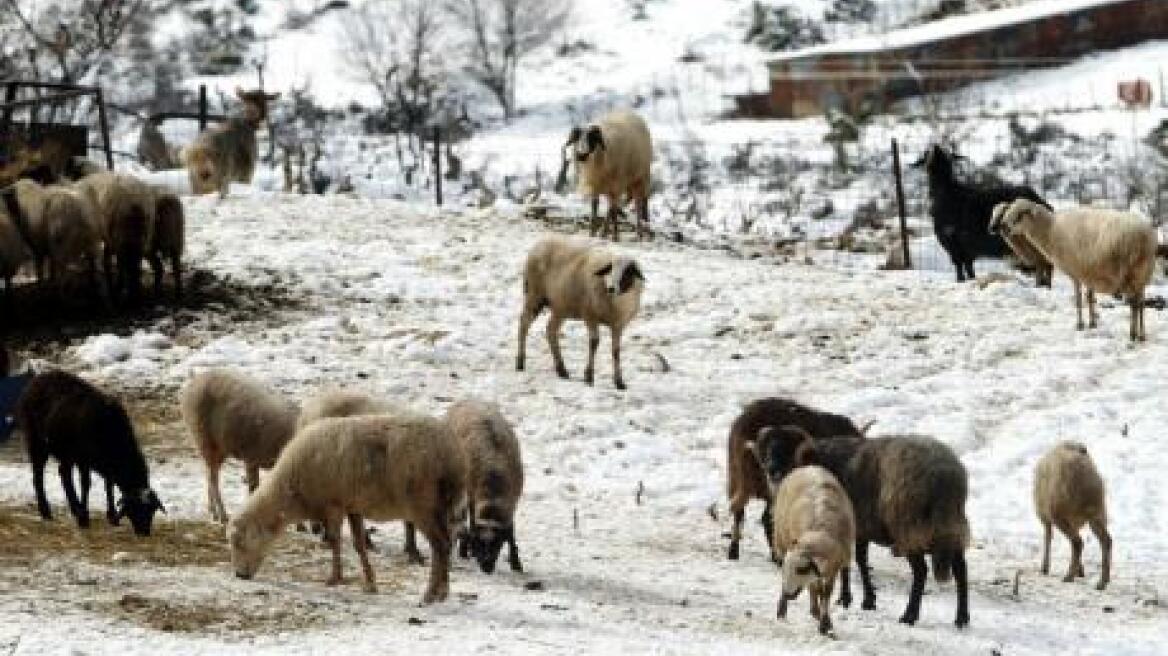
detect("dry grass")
[108,592,325,633]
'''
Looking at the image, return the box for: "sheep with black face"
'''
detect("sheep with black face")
[517,237,644,390]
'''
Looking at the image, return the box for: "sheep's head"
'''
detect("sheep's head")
[235,86,281,124]
[116,488,166,536]
[227,512,283,580]
[594,257,645,298]
[745,425,815,493]
[995,199,1041,238]
[781,542,826,598]
[988,202,1011,235]
[468,516,513,574]
[910,144,962,178]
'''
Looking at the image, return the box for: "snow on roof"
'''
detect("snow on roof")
[769,0,1130,63]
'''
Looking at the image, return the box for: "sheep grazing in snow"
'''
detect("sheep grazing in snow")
[913,144,1053,284]
[517,237,644,390]
[771,465,856,635]
[180,369,300,523]
[557,109,652,241]
[13,371,165,536]
[295,389,420,560]
[149,188,185,302]
[227,413,466,603]
[991,202,1053,287]
[750,429,971,628]
[992,198,1157,341]
[73,172,156,305]
[444,400,525,574]
[726,397,871,562]
[0,178,105,301]
[1034,441,1111,590]
[183,87,279,197]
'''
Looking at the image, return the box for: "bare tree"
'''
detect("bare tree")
[444,0,571,119]
[1,0,146,85]
[341,0,448,176]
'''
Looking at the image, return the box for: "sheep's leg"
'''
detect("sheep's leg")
[809,579,822,619]
[419,519,452,604]
[105,478,119,526]
[856,540,876,610]
[608,204,621,242]
[589,198,600,237]
[818,577,835,635]
[1089,517,1111,590]
[1074,281,1085,330]
[347,514,377,593]
[761,501,776,562]
[507,531,523,572]
[1087,289,1098,329]
[245,465,260,493]
[89,253,110,310]
[1040,520,1052,574]
[636,196,649,241]
[1055,519,1083,582]
[964,260,976,281]
[78,466,92,510]
[516,298,539,372]
[953,549,970,628]
[776,591,789,620]
[323,512,345,586]
[584,321,600,385]
[206,459,228,523]
[457,509,472,559]
[58,462,90,529]
[727,505,745,560]
[610,325,626,390]
[29,438,53,521]
[148,252,165,298]
[404,521,425,564]
[172,253,183,302]
[102,245,118,305]
[898,553,928,625]
[546,313,569,379]
[837,566,852,608]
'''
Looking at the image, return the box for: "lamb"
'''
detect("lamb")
[913,144,1053,284]
[180,369,299,523]
[73,172,156,305]
[748,429,971,628]
[991,202,1053,287]
[148,188,185,301]
[183,87,279,197]
[516,237,644,390]
[12,370,165,536]
[0,178,105,300]
[771,465,856,635]
[726,397,871,562]
[227,413,466,603]
[444,400,525,574]
[557,109,652,241]
[1034,441,1111,590]
[992,198,1157,341]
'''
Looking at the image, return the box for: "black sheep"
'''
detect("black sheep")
[913,144,1052,283]
[13,370,164,536]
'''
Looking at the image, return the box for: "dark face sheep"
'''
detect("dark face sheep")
[118,488,167,536]
[467,501,515,574]
[595,258,645,297]
[747,425,816,493]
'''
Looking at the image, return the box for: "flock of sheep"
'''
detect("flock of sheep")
[0,94,1137,641]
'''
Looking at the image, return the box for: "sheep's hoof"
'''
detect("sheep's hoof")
[76,514,91,529]
[818,618,832,635]
[422,586,449,604]
[555,365,569,379]
[614,379,627,391]
[837,592,851,608]
[1062,574,1075,583]
[362,582,378,594]
[898,613,917,626]
[955,611,970,628]
[326,575,343,587]
[861,597,876,611]
[1095,580,1108,591]
[106,511,120,526]
[584,370,594,385]
[727,543,740,560]
[407,549,426,565]
[515,358,525,371]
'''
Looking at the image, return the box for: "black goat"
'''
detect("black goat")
[913,144,1052,283]
[13,371,165,536]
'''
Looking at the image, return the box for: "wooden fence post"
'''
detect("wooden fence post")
[198,85,208,131]
[94,87,115,171]
[892,138,912,269]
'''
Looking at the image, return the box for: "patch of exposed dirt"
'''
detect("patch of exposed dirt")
[108,592,326,633]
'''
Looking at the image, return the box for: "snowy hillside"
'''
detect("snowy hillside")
[2,195,1167,654]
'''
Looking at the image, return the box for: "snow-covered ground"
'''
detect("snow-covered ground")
[1,194,1165,654]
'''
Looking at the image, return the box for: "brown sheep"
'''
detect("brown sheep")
[444,400,525,574]
[227,413,466,603]
[726,397,870,562]
[1034,441,1111,590]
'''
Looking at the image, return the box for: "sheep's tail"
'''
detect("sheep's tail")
[929,511,970,584]
[931,551,954,583]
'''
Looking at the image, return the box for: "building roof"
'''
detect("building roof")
[767,0,1129,64]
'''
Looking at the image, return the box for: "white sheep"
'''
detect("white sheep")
[180,369,300,523]
[444,399,525,574]
[516,237,645,390]
[771,465,855,635]
[73,172,156,304]
[227,413,466,602]
[1034,441,1111,590]
[0,179,104,300]
[560,109,652,241]
[993,198,1157,341]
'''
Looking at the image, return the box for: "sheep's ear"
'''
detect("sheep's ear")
[565,127,582,146]
[586,126,605,152]
[858,419,876,436]
[629,262,645,282]
[794,440,816,467]
[594,263,612,276]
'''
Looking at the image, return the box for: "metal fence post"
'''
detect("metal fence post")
[892,138,912,269]
[433,126,442,207]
